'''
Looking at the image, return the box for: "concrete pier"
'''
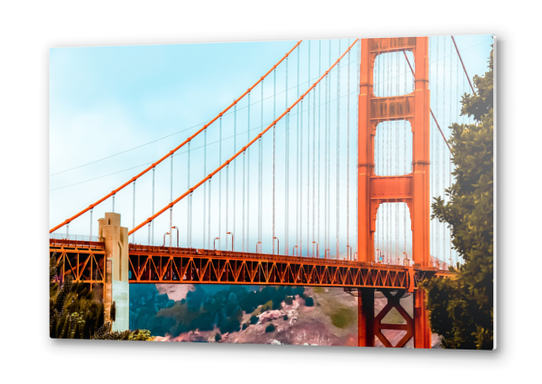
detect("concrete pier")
[98,212,129,332]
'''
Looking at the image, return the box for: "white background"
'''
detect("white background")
[0,1,537,382]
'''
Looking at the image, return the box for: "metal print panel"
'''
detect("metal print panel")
[49,35,494,349]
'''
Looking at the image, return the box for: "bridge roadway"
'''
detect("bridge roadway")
[50,238,450,291]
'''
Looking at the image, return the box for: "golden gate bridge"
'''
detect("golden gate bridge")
[49,36,483,348]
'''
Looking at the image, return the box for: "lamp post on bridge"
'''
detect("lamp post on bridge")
[226,232,233,252]
[171,226,179,248]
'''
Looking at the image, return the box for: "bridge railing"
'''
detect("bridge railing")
[127,243,431,270]
[49,235,104,249]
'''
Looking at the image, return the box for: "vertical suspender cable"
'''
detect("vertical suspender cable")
[204,128,207,248]
[133,180,136,244]
[386,53,390,259]
[346,40,351,258]
[243,112,246,252]
[285,57,290,255]
[90,208,93,241]
[328,42,332,256]
[318,40,321,257]
[398,51,401,264]
[152,168,155,245]
[233,104,237,251]
[219,117,222,250]
[431,36,440,257]
[273,69,276,254]
[170,154,173,247]
[324,41,329,256]
[188,143,191,247]
[259,80,263,250]
[312,41,316,257]
[300,101,303,254]
[112,195,115,213]
[336,40,341,259]
[378,48,383,256]
[447,37,453,263]
[296,47,300,255]
[327,40,331,255]
[307,41,310,257]
[403,54,407,257]
[225,121,229,249]
[208,178,212,249]
[247,92,251,252]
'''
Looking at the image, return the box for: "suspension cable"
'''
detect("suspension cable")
[128,40,359,236]
[403,50,451,151]
[49,41,302,234]
[451,36,476,94]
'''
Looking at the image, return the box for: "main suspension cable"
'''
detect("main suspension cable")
[129,40,359,236]
[49,40,302,234]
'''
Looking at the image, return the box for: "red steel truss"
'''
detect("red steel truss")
[49,239,448,290]
[49,239,106,290]
[128,244,444,289]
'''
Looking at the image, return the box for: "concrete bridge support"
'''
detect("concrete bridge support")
[98,212,129,332]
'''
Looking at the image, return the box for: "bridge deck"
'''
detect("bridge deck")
[50,239,451,290]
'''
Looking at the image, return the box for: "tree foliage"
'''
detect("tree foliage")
[50,255,152,340]
[421,48,494,350]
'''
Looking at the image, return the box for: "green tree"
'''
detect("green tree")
[50,255,152,340]
[421,48,494,350]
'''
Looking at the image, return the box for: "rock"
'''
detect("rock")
[259,310,283,324]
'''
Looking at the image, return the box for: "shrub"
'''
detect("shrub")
[250,315,258,324]
[284,296,293,305]
[215,333,221,342]
[265,323,275,333]
[304,297,314,307]
[283,315,288,321]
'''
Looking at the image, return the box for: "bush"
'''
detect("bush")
[250,315,259,324]
[215,333,221,342]
[242,323,248,330]
[265,323,275,333]
[304,297,314,307]
[283,315,288,321]
[284,296,293,305]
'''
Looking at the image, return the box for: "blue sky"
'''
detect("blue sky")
[49,34,493,261]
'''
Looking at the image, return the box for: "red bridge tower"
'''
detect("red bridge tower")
[357,37,432,348]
